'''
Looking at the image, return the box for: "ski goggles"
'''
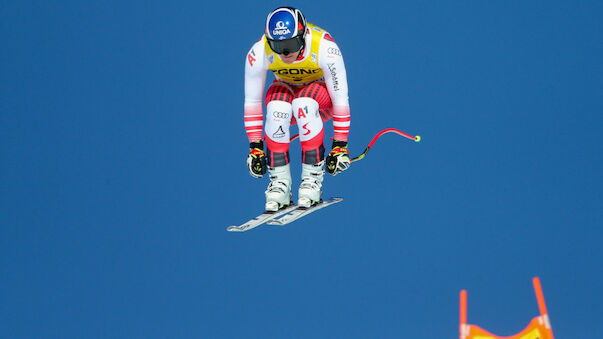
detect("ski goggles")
[267,35,304,55]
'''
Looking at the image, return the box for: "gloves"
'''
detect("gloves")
[247,141,267,178]
[326,140,350,175]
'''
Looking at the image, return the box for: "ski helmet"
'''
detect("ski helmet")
[265,7,307,55]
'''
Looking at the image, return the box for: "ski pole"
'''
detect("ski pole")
[289,128,420,163]
[350,128,420,162]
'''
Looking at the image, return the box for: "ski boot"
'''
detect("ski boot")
[265,164,292,212]
[298,161,325,208]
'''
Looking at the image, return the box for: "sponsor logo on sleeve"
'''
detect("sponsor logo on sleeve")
[248,49,256,66]
[327,63,340,91]
[327,47,341,56]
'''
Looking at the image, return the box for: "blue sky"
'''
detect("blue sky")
[1,1,601,338]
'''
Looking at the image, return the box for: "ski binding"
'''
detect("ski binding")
[267,197,343,226]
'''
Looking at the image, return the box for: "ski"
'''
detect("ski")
[226,203,298,232]
[267,197,343,226]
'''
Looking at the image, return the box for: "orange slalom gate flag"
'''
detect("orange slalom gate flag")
[459,277,554,339]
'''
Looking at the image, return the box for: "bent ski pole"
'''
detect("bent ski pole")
[350,128,420,162]
[289,128,420,163]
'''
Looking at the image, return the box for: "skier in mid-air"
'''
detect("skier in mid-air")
[244,6,351,211]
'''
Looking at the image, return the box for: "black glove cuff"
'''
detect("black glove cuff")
[250,141,264,150]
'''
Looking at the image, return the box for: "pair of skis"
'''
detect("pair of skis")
[226,197,343,232]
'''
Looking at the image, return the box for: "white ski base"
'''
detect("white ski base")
[227,204,298,232]
[267,197,343,226]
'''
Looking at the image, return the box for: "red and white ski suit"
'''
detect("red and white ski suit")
[244,23,350,167]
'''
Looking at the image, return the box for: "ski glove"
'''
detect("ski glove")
[247,141,267,178]
[326,140,351,176]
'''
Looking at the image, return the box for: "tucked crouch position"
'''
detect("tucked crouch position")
[244,6,351,211]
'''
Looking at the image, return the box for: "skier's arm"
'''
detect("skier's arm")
[244,40,269,177]
[318,34,350,143]
[318,33,351,175]
[244,40,268,142]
